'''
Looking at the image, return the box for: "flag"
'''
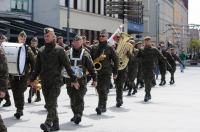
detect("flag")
[107,24,123,46]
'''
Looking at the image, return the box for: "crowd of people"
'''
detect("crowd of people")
[0,28,185,132]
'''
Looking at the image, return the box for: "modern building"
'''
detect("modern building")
[143,0,189,49]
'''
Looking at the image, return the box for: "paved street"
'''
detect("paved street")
[1,67,200,132]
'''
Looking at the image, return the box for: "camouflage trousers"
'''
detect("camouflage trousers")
[11,76,28,111]
[96,75,110,110]
[115,69,127,103]
[0,115,7,132]
[143,70,154,94]
[67,84,87,117]
[42,83,61,125]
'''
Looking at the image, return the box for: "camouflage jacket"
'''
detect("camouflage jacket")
[0,47,8,92]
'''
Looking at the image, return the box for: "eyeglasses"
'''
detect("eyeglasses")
[99,35,106,38]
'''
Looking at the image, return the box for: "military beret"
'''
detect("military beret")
[73,35,82,41]
[44,27,54,34]
[18,31,27,37]
[144,36,151,40]
[137,41,142,44]
[31,37,38,43]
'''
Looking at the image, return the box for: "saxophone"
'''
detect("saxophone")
[93,50,106,71]
[116,32,133,70]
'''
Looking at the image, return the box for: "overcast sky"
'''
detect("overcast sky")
[189,0,200,24]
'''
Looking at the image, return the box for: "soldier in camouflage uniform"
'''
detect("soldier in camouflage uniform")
[90,29,118,115]
[9,31,35,119]
[30,28,79,132]
[0,34,11,107]
[127,40,139,96]
[137,36,167,102]
[66,35,97,124]
[28,37,41,103]
[0,45,8,132]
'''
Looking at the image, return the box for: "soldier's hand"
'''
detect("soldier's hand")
[113,74,117,79]
[92,81,97,87]
[0,91,5,98]
[71,82,80,90]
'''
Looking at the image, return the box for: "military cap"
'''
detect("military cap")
[144,36,151,40]
[18,31,27,37]
[129,40,135,44]
[73,35,82,41]
[44,27,54,34]
[100,29,108,37]
[137,41,142,44]
[31,37,38,43]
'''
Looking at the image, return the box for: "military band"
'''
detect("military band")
[0,26,185,132]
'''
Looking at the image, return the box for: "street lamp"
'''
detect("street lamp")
[67,0,70,43]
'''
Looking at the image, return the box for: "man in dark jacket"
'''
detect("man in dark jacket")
[66,35,97,124]
[90,29,118,115]
[138,36,167,102]
[10,31,35,119]
[0,45,8,132]
[30,28,79,132]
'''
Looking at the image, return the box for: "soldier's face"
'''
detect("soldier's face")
[18,36,26,44]
[44,32,55,43]
[73,40,82,49]
[99,34,108,42]
[31,42,38,48]
[144,39,151,47]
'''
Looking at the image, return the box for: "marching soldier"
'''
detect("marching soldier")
[135,41,144,89]
[9,31,35,119]
[137,36,167,102]
[66,35,97,124]
[90,29,118,115]
[169,48,184,84]
[127,40,139,96]
[28,37,41,103]
[0,44,9,132]
[0,34,11,107]
[30,28,79,132]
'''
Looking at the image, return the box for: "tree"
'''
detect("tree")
[188,39,200,60]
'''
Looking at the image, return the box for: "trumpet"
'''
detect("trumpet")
[93,50,106,71]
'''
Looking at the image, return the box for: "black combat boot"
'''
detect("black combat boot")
[40,123,51,132]
[14,110,23,119]
[70,116,75,122]
[50,120,60,131]
[95,107,101,115]
[3,99,11,107]
[116,100,123,108]
[74,114,81,125]
[127,91,131,96]
[144,93,151,102]
[132,89,137,95]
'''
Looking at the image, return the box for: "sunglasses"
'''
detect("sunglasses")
[99,35,106,38]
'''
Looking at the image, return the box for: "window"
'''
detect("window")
[74,0,77,9]
[92,0,95,13]
[87,0,90,12]
[65,0,69,7]
[98,0,101,14]
[11,0,31,13]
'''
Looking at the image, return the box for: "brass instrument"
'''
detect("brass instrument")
[116,32,133,70]
[32,79,42,91]
[93,50,106,71]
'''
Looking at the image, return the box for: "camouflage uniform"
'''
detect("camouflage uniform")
[0,47,8,132]
[30,42,77,129]
[10,44,35,119]
[138,46,166,101]
[66,47,96,124]
[91,42,118,114]
[127,48,139,95]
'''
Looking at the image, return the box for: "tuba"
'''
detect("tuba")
[116,32,133,70]
[93,50,106,71]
